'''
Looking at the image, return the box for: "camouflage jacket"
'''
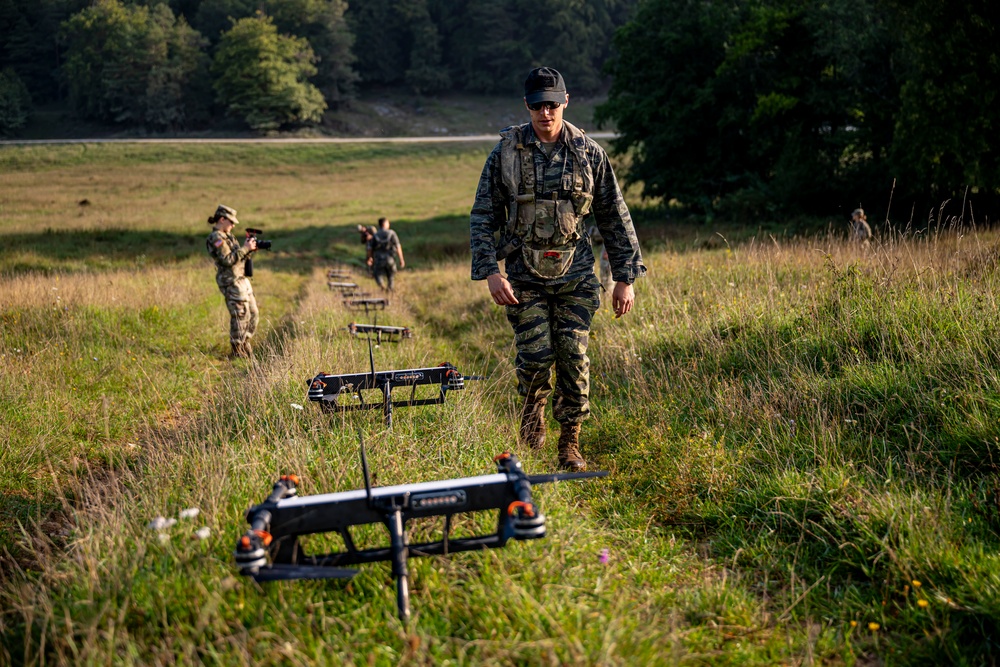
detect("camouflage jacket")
[470,122,645,286]
[206,230,251,290]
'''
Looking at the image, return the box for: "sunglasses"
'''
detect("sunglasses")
[527,101,562,111]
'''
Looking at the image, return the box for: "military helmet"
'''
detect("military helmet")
[214,204,239,225]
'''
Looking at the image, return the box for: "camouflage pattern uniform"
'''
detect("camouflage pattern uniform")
[588,224,614,305]
[470,122,644,425]
[369,228,401,290]
[207,229,258,355]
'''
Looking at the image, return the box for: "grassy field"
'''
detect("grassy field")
[18,91,611,141]
[2,142,1000,665]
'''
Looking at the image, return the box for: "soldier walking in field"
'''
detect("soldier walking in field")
[367,217,405,290]
[470,67,645,471]
[206,205,258,358]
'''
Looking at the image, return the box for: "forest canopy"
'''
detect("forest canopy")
[596,0,999,218]
[0,0,633,132]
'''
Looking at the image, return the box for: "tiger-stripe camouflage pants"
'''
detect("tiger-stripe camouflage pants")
[505,273,601,424]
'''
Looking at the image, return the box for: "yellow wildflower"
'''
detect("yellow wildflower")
[869,622,880,631]
[917,599,929,608]
[849,620,857,627]
[912,580,922,588]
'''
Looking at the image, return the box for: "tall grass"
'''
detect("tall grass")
[3,143,1000,663]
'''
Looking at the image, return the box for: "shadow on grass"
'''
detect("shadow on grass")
[1,205,774,278]
[0,214,477,276]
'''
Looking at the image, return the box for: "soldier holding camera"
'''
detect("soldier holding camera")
[206,204,259,359]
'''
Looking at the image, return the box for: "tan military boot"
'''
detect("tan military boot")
[519,399,547,450]
[557,423,586,471]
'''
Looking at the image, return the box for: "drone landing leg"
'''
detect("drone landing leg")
[386,509,410,624]
[381,377,393,427]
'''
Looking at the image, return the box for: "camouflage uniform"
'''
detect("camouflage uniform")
[207,229,258,354]
[588,224,614,304]
[369,228,401,290]
[470,121,644,425]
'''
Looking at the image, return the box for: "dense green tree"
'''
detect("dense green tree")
[449,0,532,94]
[886,0,999,205]
[61,0,210,129]
[0,0,88,103]
[192,0,254,42]
[596,0,745,211]
[211,13,326,130]
[598,0,998,218]
[196,0,356,104]
[598,0,904,216]
[399,0,449,93]
[344,0,408,86]
[267,0,356,104]
[345,0,635,95]
[0,66,31,134]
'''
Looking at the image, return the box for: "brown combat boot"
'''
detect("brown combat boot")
[519,399,547,450]
[557,423,586,471]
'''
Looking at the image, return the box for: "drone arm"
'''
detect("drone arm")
[235,475,300,574]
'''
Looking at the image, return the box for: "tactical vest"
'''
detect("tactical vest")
[499,121,594,279]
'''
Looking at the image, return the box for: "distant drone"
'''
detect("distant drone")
[344,297,388,315]
[307,360,479,427]
[326,266,352,281]
[347,322,413,344]
[235,447,607,623]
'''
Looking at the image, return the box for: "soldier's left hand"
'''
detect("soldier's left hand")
[612,282,634,318]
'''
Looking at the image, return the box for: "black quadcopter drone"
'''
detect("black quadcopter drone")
[234,447,607,623]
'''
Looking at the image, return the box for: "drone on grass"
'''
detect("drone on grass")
[306,335,479,427]
[234,446,607,623]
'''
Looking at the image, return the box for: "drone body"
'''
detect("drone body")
[235,451,606,623]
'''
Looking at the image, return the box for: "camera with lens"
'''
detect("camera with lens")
[244,228,272,277]
[245,228,272,251]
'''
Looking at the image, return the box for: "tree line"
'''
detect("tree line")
[596,0,999,218]
[0,0,634,134]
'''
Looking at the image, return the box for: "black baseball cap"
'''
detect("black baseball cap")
[524,67,567,105]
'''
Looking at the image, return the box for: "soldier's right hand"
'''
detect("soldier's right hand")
[244,237,257,252]
[487,273,519,306]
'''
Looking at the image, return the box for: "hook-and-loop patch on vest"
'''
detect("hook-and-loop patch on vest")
[499,121,595,279]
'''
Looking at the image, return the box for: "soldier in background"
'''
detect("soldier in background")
[850,207,872,245]
[357,224,376,246]
[357,224,376,276]
[206,204,258,358]
[588,223,614,305]
[470,66,645,471]
[367,217,405,290]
